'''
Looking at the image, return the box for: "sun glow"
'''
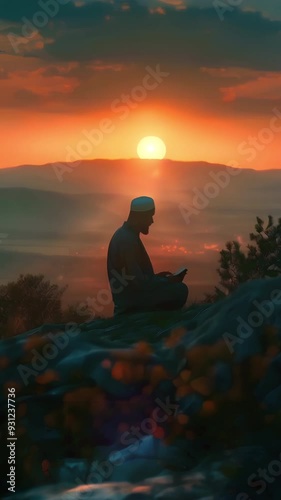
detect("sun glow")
[137,136,166,159]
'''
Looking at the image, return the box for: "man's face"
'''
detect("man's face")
[139,211,154,235]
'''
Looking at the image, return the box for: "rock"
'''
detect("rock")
[211,361,233,393]
[125,493,153,500]
[179,393,204,415]
[2,276,281,498]
[110,458,165,483]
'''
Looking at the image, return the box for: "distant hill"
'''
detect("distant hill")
[0,158,261,193]
[0,187,127,234]
[1,158,281,211]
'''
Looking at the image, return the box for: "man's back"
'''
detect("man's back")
[107,221,155,313]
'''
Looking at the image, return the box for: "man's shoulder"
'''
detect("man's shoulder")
[111,224,126,240]
[110,223,136,245]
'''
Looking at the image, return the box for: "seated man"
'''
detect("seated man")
[107,196,188,315]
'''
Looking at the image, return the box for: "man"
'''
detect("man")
[107,196,188,315]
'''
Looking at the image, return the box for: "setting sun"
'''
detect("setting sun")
[137,136,166,159]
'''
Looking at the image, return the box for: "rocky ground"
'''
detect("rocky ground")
[1,277,281,499]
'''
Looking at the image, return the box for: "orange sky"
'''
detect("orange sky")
[1,1,281,170]
[2,103,281,170]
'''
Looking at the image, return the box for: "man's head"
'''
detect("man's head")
[128,196,155,235]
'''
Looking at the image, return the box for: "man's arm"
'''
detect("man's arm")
[122,241,169,290]
[121,240,150,289]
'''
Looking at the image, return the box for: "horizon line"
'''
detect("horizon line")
[0,157,267,172]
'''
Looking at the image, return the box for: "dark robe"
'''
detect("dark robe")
[107,221,188,315]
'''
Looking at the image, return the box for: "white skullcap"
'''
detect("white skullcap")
[130,196,155,212]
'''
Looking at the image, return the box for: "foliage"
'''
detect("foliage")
[203,215,281,303]
[0,274,67,338]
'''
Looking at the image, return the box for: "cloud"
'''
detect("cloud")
[11,67,80,96]
[197,66,281,116]
[159,0,186,8]
[1,2,280,71]
[149,7,166,15]
[221,72,281,102]
[1,2,281,116]
[201,66,281,103]
[4,32,55,57]
[0,63,81,108]
[41,62,79,77]
[160,0,184,5]
[183,0,281,20]
[86,61,127,72]
[200,67,264,79]
[203,243,220,251]
[43,6,281,72]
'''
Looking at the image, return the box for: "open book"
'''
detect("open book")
[173,267,188,277]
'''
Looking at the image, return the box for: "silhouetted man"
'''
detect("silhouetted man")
[107,196,188,315]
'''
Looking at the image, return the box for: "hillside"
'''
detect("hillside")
[1,276,281,499]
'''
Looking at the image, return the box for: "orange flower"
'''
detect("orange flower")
[190,377,212,396]
[36,370,59,385]
[153,426,165,439]
[201,400,216,415]
[177,414,189,425]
